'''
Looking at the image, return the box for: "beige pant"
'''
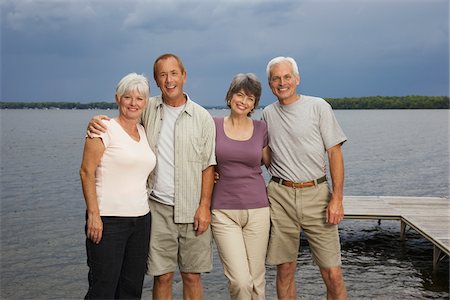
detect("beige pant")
[211,207,270,300]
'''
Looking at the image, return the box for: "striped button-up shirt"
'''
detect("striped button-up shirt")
[141,94,216,223]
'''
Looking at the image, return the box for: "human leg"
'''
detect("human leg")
[177,222,212,299]
[276,262,297,300]
[266,181,302,298]
[243,207,270,299]
[147,201,180,298]
[301,182,347,299]
[211,209,253,299]
[153,272,175,300]
[85,216,128,299]
[266,182,301,265]
[320,266,347,300]
[116,213,151,299]
[181,272,203,300]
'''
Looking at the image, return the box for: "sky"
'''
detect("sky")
[1,0,449,107]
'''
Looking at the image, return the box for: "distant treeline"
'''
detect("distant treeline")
[0,96,448,109]
[0,101,118,110]
[324,96,449,109]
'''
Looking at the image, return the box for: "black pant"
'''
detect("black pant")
[85,212,151,299]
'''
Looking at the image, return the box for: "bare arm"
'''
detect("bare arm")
[326,144,345,225]
[262,146,271,169]
[86,115,111,137]
[80,137,105,243]
[194,165,214,235]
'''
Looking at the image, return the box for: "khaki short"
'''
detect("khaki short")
[266,180,342,268]
[146,200,212,276]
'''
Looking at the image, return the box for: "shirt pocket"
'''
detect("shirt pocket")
[187,135,204,163]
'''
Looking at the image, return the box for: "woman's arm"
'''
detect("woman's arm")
[80,137,105,243]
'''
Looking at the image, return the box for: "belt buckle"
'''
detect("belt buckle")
[296,180,314,188]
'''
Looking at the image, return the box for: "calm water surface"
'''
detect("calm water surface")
[1,109,448,299]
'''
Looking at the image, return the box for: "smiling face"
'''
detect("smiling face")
[116,89,146,121]
[225,73,261,117]
[154,56,187,105]
[268,61,300,105]
[229,89,256,117]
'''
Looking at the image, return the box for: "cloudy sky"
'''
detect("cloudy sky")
[1,0,448,106]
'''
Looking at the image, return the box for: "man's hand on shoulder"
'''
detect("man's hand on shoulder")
[86,115,110,137]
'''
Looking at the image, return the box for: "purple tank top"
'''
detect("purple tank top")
[211,117,269,209]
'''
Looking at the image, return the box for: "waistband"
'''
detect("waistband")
[271,175,327,188]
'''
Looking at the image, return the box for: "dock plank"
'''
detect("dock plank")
[344,196,450,267]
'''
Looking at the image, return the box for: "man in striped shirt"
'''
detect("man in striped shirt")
[142,53,216,300]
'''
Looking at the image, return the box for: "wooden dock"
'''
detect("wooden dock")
[344,196,449,270]
[141,195,448,298]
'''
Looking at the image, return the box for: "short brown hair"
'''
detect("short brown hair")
[225,73,262,116]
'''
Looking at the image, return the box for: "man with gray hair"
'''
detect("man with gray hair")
[263,56,348,299]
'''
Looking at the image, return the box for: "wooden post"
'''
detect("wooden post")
[400,220,406,241]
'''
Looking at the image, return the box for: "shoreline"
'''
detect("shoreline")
[1,95,449,110]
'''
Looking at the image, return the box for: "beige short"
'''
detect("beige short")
[266,180,342,268]
[146,200,212,276]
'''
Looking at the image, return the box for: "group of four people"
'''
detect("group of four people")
[80,53,348,299]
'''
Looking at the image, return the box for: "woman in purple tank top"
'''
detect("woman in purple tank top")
[211,73,271,300]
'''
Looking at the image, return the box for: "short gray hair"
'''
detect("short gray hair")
[266,56,300,80]
[116,73,150,100]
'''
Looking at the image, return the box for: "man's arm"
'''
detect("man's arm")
[194,165,215,235]
[86,115,110,137]
[262,146,271,168]
[326,144,345,225]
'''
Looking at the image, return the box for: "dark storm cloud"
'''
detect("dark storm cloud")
[1,0,448,105]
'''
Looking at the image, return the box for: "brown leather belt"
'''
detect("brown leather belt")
[271,176,327,188]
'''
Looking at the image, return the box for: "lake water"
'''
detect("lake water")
[0,109,448,299]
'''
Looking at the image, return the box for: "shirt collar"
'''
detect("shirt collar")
[156,93,194,117]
